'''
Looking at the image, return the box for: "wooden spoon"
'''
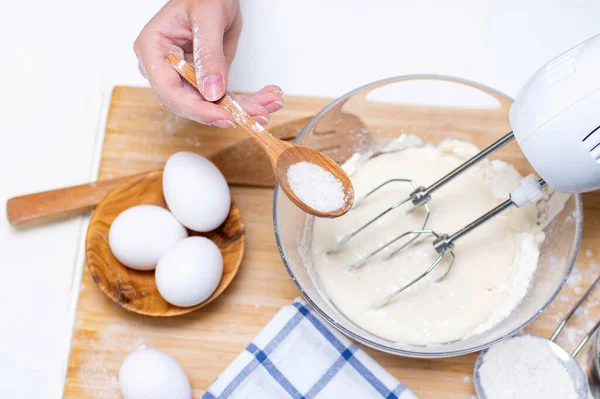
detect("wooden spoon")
[166,54,354,218]
[86,170,245,316]
[6,116,311,227]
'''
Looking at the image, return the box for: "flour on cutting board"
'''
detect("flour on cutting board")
[77,324,147,399]
[550,259,600,352]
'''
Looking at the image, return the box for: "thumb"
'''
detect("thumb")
[190,1,230,101]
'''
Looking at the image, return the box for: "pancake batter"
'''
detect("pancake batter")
[309,139,544,345]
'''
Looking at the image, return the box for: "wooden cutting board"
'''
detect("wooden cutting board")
[63,86,600,399]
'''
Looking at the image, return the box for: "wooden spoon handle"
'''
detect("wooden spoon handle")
[6,175,134,226]
[8,57,305,227]
[6,116,310,227]
[166,54,291,159]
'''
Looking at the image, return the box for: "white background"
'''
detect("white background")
[1,1,599,397]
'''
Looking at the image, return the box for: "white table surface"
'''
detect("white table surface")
[1,1,599,397]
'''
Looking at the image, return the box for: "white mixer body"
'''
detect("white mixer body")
[510,33,600,193]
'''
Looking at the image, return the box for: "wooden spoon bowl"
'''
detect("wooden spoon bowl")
[275,145,354,217]
[166,54,355,218]
[86,170,245,317]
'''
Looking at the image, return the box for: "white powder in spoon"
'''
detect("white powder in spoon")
[288,162,346,213]
[479,335,578,399]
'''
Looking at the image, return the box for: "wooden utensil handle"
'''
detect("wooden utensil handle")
[166,54,200,90]
[6,115,310,227]
[6,175,133,226]
[8,57,308,227]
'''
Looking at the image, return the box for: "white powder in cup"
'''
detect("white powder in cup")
[287,162,346,213]
[479,335,578,399]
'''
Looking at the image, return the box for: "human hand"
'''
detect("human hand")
[134,0,284,128]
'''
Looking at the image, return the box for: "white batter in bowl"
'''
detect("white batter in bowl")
[311,138,549,345]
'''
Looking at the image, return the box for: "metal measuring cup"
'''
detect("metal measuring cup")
[473,275,600,399]
[589,319,600,398]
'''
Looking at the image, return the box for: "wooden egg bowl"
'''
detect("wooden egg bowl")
[85,170,245,316]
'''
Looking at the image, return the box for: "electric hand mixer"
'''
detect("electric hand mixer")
[328,33,600,309]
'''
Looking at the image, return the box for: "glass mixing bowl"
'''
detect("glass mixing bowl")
[273,76,583,358]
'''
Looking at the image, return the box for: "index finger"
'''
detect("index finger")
[137,38,233,125]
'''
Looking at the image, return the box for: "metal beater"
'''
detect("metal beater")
[327,131,515,268]
[325,130,547,310]
[371,175,546,310]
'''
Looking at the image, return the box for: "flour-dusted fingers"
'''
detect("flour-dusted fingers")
[134,0,284,128]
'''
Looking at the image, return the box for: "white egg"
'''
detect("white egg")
[155,236,223,307]
[119,348,191,399]
[163,152,231,232]
[108,205,188,270]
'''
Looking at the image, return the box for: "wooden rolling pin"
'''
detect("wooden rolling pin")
[6,116,312,226]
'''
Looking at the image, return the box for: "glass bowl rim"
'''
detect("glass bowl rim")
[272,74,584,358]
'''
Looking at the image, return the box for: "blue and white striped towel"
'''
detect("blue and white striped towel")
[203,298,418,399]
